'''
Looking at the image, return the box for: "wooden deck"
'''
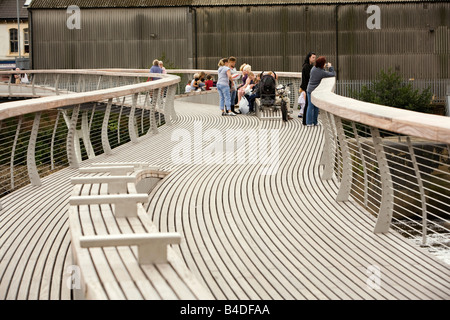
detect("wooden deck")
[0,99,449,300]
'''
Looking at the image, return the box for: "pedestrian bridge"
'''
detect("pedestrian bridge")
[0,69,449,300]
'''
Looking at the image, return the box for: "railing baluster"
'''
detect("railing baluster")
[82,110,95,158]
[319,111,334,180]
[165,84,177,125]
[129,93,138,143]
[10,116,22,190]
[54,74,60,95]
[27,112,42,186]
[352,122,368,208]
[371,127,394,233]
[150,89,160,135]
[96,75,103,90]
[89,103,96,131]
[31,73,36,96]
[50,110,60,171]
[102,98,113,155]
[67,105,81,168]
[334,115,352,201]
[117,97,125,145]
[406,136,428,246]
[8,74,12,96]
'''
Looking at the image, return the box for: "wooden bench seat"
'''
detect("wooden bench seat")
[69,166,213,300]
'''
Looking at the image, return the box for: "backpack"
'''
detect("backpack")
[259,71,277,105]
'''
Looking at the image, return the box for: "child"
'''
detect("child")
[298,88,306,117]
[185,81,193,93]
[190,73,201,91]
[205,75,214,90]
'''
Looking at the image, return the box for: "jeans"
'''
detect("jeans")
[217,83,231,111]
[246,92,260,112]
[230,89,237,107]
[306,92,319,125]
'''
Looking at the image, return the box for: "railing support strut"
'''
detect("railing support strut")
[371,127,394,234]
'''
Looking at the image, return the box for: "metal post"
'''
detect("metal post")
[10,116,23,189]
[66,105,80,168]
[102,99,113,155]
[54,74,60,95]
[31,72,36,96]
[27,112,42,186]
[407,137,427,246]
[82,110,95,158]
[149,89,160,135]
[117,97,125,145]
[371,127,394,233]
[50,110,60,171]
[352,122,368,208]
[96,75,103,90]
[165,84,177,125]
[334,115,352,201]
[319,111,334,180]
[129,93,138,143]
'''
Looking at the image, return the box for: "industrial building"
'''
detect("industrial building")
[27,0,450,80]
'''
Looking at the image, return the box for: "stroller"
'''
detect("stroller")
[257,71,289,121]
[258,71,277,108]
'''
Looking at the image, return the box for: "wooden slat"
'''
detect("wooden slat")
[0,99,448,301]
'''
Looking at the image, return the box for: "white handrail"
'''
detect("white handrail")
[312,77,450,144]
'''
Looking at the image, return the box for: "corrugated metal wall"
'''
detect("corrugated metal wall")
[30,3,450,79]
[338,3,450,79]
[195,3,449,79]
[31,7,191,69]
[195,5,337,72]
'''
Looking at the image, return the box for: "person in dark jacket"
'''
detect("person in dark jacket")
[300,52,316,125]
[306,56,336,126]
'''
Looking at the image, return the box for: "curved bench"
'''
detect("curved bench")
[68,164,213,300]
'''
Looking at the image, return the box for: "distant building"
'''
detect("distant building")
[0,0,30,70]
[27,0,450,80]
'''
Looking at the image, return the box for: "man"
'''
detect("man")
[228,56,240,114]
[300,52,316,124]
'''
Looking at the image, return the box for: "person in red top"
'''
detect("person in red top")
[205,74,214,90]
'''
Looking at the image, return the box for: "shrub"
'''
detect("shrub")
[352,69,433,114]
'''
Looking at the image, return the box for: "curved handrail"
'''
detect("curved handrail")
[96,68,303,78]
[312,77,450,144]
[312,76,449,257]
[0,69,180,197]
[0,69,180,120]
[0,69,175,78]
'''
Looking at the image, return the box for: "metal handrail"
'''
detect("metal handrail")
[0,69,180,202]
[314,77,449,263]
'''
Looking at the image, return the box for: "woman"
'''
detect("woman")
[300,52,316,124]
[306,56,335,126]
[237,64,252,104]
[148,59,163,81]
[217,58,236,116]
[158,61,167,74]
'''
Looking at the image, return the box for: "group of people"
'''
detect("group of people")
[185,72,214,93]
[217,56,268,116]
[11,68,29,84]
[298,52,335,126]
[215,52,335,125]
[148,59,167,81]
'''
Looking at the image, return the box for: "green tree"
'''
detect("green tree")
[352,69,433,114]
